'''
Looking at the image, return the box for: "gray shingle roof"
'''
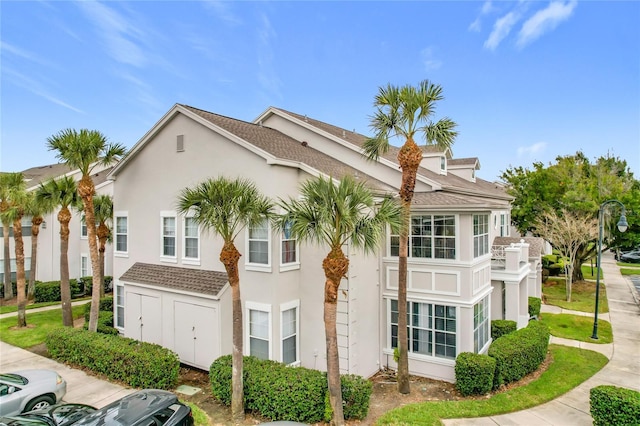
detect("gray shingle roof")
[448,158,478,167]
[21,163,115,190]
[120,262,228,296]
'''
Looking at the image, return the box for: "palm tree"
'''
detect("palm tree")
[177,176,273,422]
[36,176,80,327]
[46,129,126,332]
[363,80,457,394]
[0,174,29,327]
[26,192,56,302]
[93,194,113,297]
[275,175,400,425]
[0,173,25,300]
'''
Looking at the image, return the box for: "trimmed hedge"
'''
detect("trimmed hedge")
[209,355,371,422]
[82,296,117,334]
[590,385,640,426]
[45,327,179,389]
[0,282,17,299]
[454,352,496,396]
[528,297,541,318]
[34,279,83,303]
[491,320,517,340]
[488,320,550,389]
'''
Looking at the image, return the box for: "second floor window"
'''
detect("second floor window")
[81,215,87,238]
[162,215,176,258]
[473,214,489,257]
[183,217,199,260]
[390,215,456,259]
[248,220,269,265]
[281,221,297,265]
[115,215,128,253]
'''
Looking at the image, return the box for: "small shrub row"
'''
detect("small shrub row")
[590,385,640,426]
[45,327,179,389]
[209,355,371,423]
[491,320,516,340]
[0,282,17,299]
[528,297,541,319]
[488,320,550,389]
[77,275,114,295]
[34,279,82,303]
[454,352,497,396]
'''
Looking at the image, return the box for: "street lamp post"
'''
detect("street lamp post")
[591,200,628,340]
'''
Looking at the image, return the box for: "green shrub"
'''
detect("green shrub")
[488,320,550,389]
[491,320,517,340]
[83,296,114,321]
[45,327,179,389]
[454,352,496,396]
[528,297,542,318]
[34,279,81,303]
[0,282,17,299]
[209,355,371,422]
[590,385,640,426]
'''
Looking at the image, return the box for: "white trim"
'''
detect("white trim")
[280,300,300,366]
[114,211,128,257]
[279,221,300,271]
[245,219,271,272]
[80,253,91,277]
[160,211,177,262]
[80,214,88,239]
[245,301,272,360]
[115,281,125,330]
[181,215,201,266]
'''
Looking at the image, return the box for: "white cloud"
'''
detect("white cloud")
[421,47,442,71]
[468,18,482,33]
[256,13,282,99]
[202,0,242,25]
[0,41,56,68]
[484,11,521,51]
[468,1,494,32]
[517,142,547,157]
[517,0,578,48]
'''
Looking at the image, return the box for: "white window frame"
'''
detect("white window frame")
[160,211,177,263]
[473,214,490,258]
[80,254,90,277]
[115,281,125,329]
[80,214,88,239]
[182,215,200,266]
[440,156,447,174]
[245,301,272,360]
[280,300,300,366]
[388,299,457,360]
[500,213,510,237]
[389,214,457,260]
[474,296,490,353]
[114,212,128,257]
[245,219,271,272]
[280,221,299,271]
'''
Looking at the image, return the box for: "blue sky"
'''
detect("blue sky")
[1,1,638,181]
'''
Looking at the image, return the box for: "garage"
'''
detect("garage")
[119,262,230,370]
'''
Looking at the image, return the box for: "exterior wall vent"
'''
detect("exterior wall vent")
[301,141,308,147]
[177,135,184,152]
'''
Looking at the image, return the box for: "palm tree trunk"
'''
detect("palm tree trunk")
[99,248,105,297]
[97,225,108,297]
[79,176,101,332]
[323,248,349,426]
[3,220,13,300]
[28,217,43,302]
[13,218,27,327]
[396,138,422,394]
[59,208,73,327]
[220,242,244,423]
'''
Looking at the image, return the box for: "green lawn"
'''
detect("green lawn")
[0,297,91,315]
[543,278,608,313]
[581,263,601,280]
[376,345,608,425]
[540,313,612,344]
[620,267,640,276]
[184,402,211,426]
[0,304,87,348]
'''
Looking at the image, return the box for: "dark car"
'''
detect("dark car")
[23,403,97,426]
[620,250,640,263]
[73,390,193,426]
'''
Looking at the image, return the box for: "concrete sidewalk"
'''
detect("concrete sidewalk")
[444,252,640,425]
[0,300,134,408]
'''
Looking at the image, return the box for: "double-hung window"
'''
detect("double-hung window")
[390,215,456,259]
[474,296,490,352]
[247,219,269,268]
[247,302,271,360]
[80,254,90,277]
[115,282,124,328]
[500,213,510,237]
[182,216,200,264]
[390,299,457,359]
[80,215,88,239]
[114,212,128,255]
[280,221,298,268]
[473,214,489,257]
[281,301,299,365]
[161,212,177,260]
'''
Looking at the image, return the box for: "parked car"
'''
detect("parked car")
[0,403,96,426]
[73,389,193,426]
[620,250,640,263]
[0,370,67,416]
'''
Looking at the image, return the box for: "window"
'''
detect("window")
[281,301,299,365]
[500,213,510,237]
[247,303,271,360]
[114,213,128,254]
[280,221,297,266]
[161,212,176,259]
[248,219,269,265]
[183,216,199,263]
[390,299,456,359]
[440,156,446,172]
[80,254,90,277]
[474,297,490,353]
[390,215,456,259]
[473,214,489,257]
[115,283,124,328]
[81,215,87,238]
